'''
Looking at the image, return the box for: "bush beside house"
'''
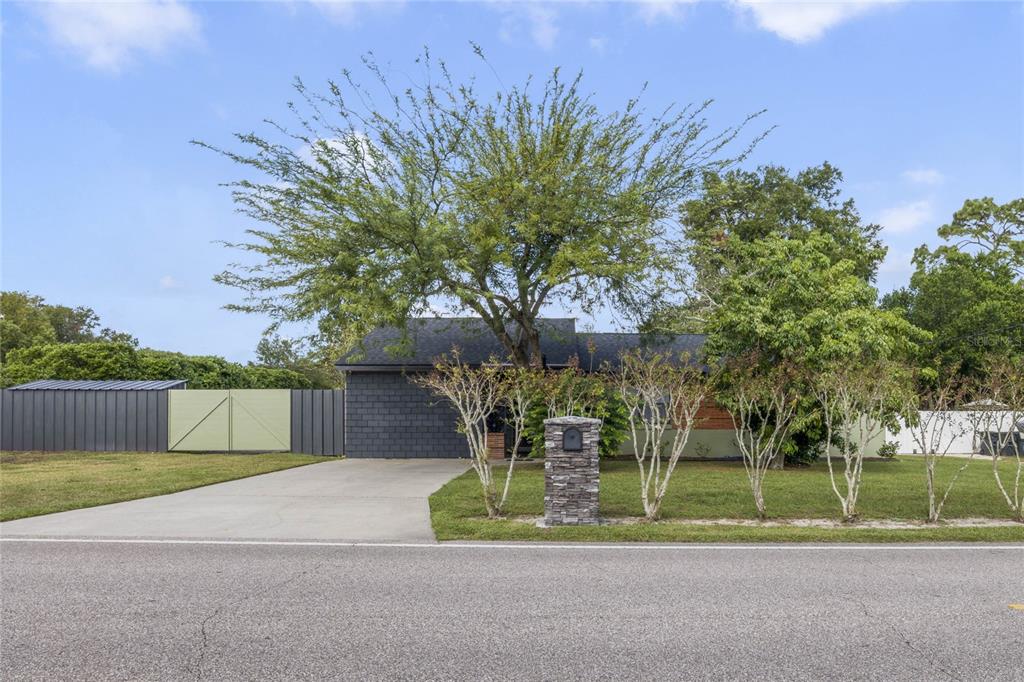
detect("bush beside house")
[1,342,311,389]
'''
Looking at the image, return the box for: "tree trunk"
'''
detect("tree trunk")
[525,328,543,368]
[770,451,785,470]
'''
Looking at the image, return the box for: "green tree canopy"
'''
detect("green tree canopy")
[254,335,341,388]
[705,233,924,465]
[0,292,57,360]
[648,163,886,332]
[1,343,310,389]
[0,291,136,361]
[197,50,764,365]
[705,233,920,368]
[882,197,1024,377]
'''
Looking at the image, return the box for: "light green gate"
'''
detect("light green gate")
[168,389,290,452]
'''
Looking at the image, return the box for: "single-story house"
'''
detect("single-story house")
[335,317,735,458]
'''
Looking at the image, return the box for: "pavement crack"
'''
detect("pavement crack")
[187,561,324,681]
[855,598,962,682]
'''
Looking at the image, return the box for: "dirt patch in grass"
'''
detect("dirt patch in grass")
[495,515,1024,530]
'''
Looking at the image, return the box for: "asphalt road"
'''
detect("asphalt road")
[2,540,1022,681]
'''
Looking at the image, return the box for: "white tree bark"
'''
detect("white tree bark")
[616,351,711,520]
[725,365,799,521]
[413,352,506,518]
[497,367,539,514]
[815,363,900,523]
[901,381,971,523]
[973,360,1024,523]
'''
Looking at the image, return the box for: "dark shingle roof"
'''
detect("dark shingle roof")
[576,332,706,370]
[337,318,578,368]
[7,379,187,391]
[336,318,706,371]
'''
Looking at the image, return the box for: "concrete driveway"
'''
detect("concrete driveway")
[0,459,469,542]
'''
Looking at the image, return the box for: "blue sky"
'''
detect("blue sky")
[2,0,1022,361]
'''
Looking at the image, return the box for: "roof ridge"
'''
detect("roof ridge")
[578,331,707,337]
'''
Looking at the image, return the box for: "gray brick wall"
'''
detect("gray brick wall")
[343,371,469,458]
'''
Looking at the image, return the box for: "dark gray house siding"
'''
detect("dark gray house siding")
[336,318,707,459]
[344,372,469,459]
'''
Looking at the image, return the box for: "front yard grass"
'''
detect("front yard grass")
[430,458,1024,542]
[0,451,325,522]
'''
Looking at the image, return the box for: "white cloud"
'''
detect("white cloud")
[635,0,699,24]
[35,0,201,72]
[728,0,900,43]
[878,200,933,234]
[878,248,914,276]
[297,133,378,167]
[496,3,560,50]
[158,275,183,290]
[588,36,608,53]
[902,168,945,185]
[309,0,359,23]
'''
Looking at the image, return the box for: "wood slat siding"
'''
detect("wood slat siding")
[290,389,345,456]
[675,398,734,430]
[695,399,734,430]
[0,389,169,452]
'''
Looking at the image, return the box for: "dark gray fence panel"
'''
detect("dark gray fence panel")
[290,389,345,456]
[33,392,45,450]
[0,389,169,453]
[332,391,344,456]
[125,392,137,451]
[290,392,302,453]
[74,393,86,450]
[1,390,12,452]
[322,390,336,455]
[156,391,168,452]
[53,392,66,451]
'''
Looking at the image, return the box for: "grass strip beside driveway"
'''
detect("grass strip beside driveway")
[430,458,1024,543]
[0,451,325,522]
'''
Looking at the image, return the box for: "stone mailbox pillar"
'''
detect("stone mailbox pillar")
[542,416,602,526]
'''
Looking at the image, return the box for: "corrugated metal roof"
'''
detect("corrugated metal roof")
[7,379,187,391]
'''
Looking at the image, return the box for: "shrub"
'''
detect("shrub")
[1,342,310,389]
[523,368,628,458]
[1,343,141,386]
[877,441,899,458]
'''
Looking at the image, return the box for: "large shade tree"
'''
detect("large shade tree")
[197,51,764,365]
[706,233,923,465]
[882,197,1024,377]
[0,291,136,362]
[646,163,886,332]
[650,164,901,464]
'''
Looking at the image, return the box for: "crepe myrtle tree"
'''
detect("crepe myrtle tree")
[413,351,506,518]
[719,354,801,520]
[413,351,541,518]
[498,365,541,513]
[973,356,1024,522]
[813,360,909,522]
[613,350,713,520]
[695,232,923,467]
[896,369,973,523]
[195,48,764,366]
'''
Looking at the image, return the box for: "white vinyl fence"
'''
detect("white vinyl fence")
[890,410,1021,455]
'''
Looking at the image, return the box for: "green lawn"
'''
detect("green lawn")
[0,451,325,522]
[430,458,1024,543]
